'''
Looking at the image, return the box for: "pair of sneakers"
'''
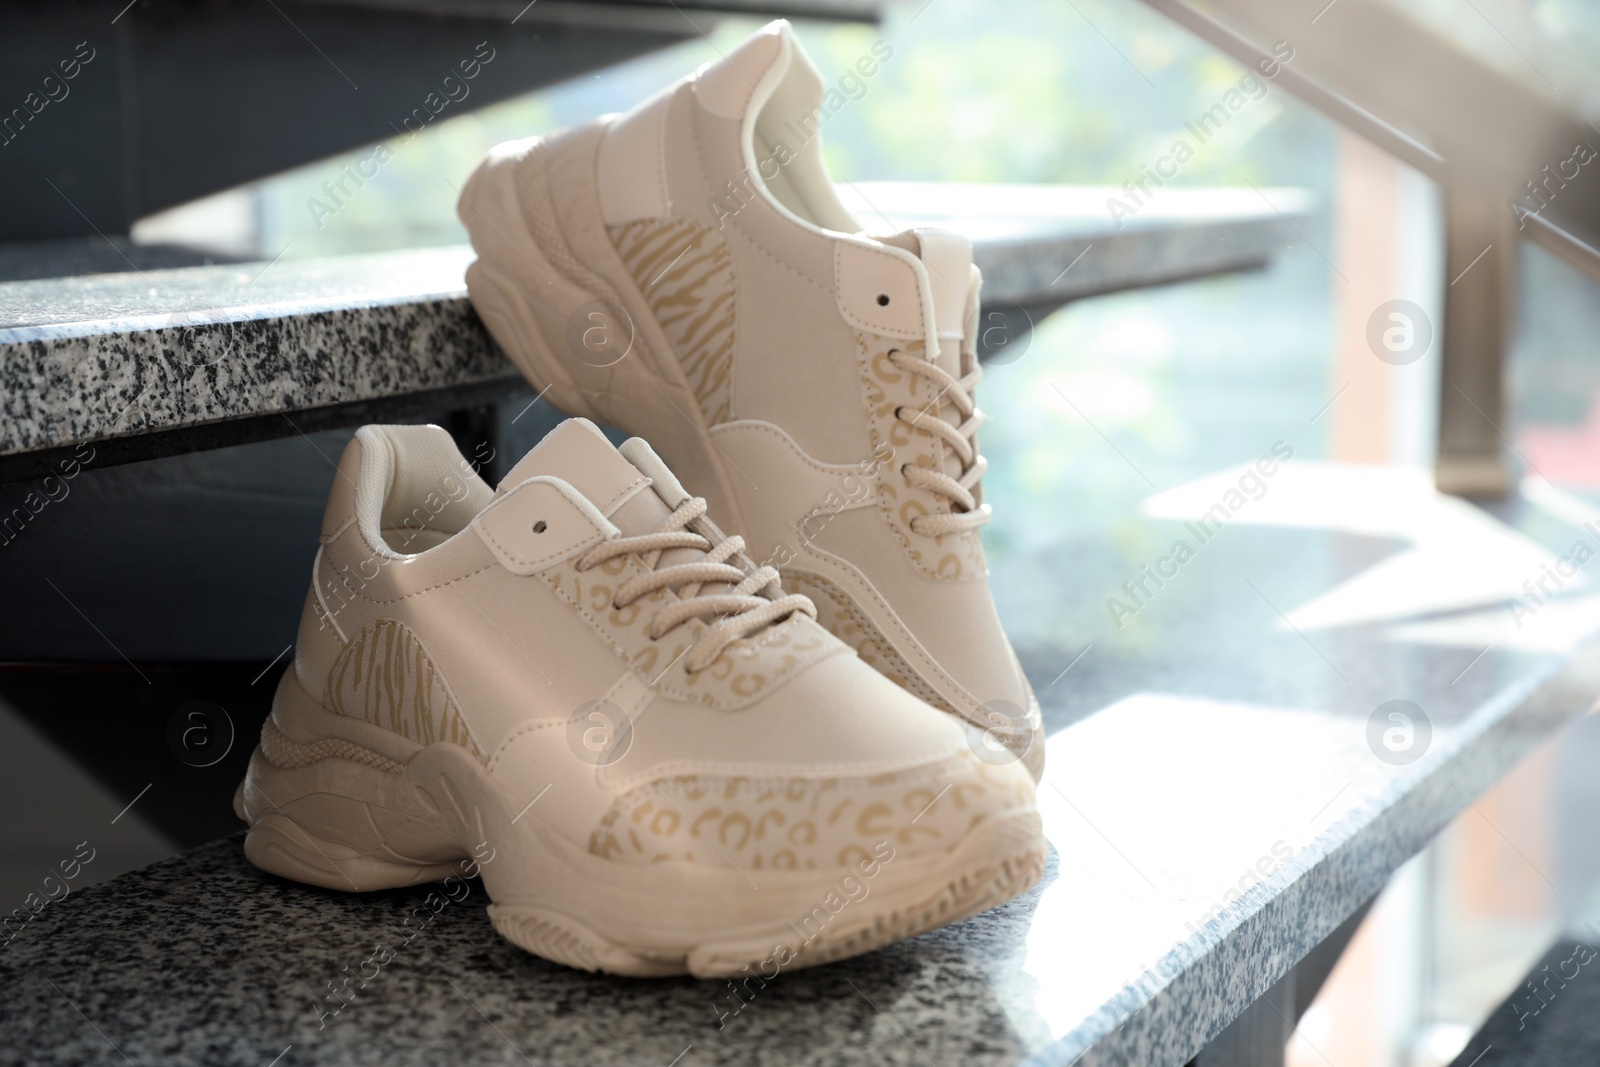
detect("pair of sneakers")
[236,21,1046,978]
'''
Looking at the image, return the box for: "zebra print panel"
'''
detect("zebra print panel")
[325,619,486,762]
[609,217,737,426]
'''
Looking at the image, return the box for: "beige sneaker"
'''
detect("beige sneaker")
[458,20,1044,779]
[236,417,1044,977]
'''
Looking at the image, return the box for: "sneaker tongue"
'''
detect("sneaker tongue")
[495,418,672,534]
[868,227,973,379]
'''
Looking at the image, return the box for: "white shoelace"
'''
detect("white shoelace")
[889,347,991,537]
[575,496,816,672]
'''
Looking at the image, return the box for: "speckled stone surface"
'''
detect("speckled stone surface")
[0,834,1051,1067]
[0,247,514,458]
[0,185,1310,461]
[4,461,1597,1067]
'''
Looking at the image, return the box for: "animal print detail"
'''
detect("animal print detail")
[850,329,987,581]
[540,554,838,708]
[325,619,486,762]
[780,569,954,715]
[588,755,1034,870]
[609,218,737,425]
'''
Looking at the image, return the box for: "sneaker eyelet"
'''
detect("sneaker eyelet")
[531,520,548,534]
[876,293,891,307]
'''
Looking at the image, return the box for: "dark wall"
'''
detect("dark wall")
[0,0,688,239]
[0,393,570,662]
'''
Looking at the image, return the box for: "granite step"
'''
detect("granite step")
[0,182,1313,482]
[4,462,1597,1066]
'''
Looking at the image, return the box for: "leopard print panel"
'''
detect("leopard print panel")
[851,329,987,581]
[588,754,1034,869]
[540,552,839,709]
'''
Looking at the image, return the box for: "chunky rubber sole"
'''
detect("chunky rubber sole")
[239,673,1048,978]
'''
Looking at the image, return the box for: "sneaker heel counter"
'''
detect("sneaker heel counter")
[292,435,367,705]
[320,433,365,542]
[291,580,341,710]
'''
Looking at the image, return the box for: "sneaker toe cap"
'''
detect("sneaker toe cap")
[587,749,1037,872]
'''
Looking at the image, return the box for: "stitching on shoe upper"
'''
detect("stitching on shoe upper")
[540,562,842,710]
[596,474,652,517]
[832,243,930,337]
[322,515,356,546]
[475,502,601,573]
[718,213,832,302]
[639,753,978,796]
[782,569,953,714]
[648,106,671,219]
[487,718,568,774]
[710,419,881,480]
[320,547,499,606]
[687,103,831,300]
[785,542,984,717]
[601,743,969,786]
[483,682,972,786]
[733,612,814,656]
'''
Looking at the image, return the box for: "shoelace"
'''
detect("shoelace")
[575,495,816,673]
[889,347,991,537]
